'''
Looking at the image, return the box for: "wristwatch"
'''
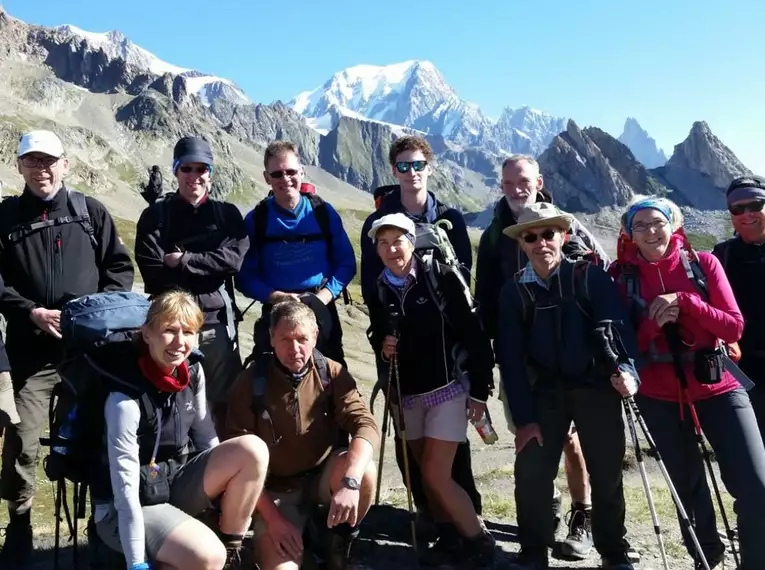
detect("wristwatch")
[341,476,361,490]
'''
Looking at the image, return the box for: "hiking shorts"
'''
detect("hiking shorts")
[401,392,468,442]
[252,450,340,541]
[95,448,214,559]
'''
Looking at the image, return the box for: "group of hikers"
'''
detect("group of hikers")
[0,128,763,570]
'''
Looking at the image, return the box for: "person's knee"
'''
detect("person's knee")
[196,539,227,570]
[233,434,270,477]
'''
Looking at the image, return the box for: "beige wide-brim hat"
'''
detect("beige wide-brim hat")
[503,202,574,240]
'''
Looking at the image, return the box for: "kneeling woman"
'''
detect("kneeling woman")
[93,291,269,570]
[611,197,765,569]
[368,213,496,566]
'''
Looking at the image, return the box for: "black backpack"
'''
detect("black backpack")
[1,189,98,249]
[250,192,352,306]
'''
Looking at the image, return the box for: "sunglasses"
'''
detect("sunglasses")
[269,169,300,179]
[729,200,765,216]
[395,160,428,174]
[20,156,60,169]
[179,165,210,174]
[522,229,558,244]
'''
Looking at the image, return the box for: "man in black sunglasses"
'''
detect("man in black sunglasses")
[498,203,638,570]
[135,136,248,434]
[713,175,765,440]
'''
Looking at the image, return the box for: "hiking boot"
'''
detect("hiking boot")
[559,504,592,560]
[509,547,549,570]
[325,527,359,570]
[601,552,634,570]
[416,508,439,543]
[420,524,463,567]
[0,509,33,566]
[694,550,725,570]
[222,544,243,570]
[461,529,496,569]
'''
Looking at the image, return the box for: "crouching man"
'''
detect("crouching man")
[226,300,379,570]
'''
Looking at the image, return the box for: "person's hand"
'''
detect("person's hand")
[30,308,62,339]
[316,288,334,305]
[265,512,304,561]
[611,369,638,398]
[163,251,184,268]
[655,306,680,327]
[515,423,543,454]
[382,335,398,359]
[327,486,361,528]
[268,291,301,304]
[0,372,19,429]
[649,293,679,323]
[467,399,486,423]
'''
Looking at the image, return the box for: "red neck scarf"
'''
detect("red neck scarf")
[138,349,190,393]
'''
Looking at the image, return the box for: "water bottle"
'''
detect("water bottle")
[53,407,77,455]
[472,408,498,445]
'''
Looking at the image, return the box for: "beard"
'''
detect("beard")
[506,194,534,215]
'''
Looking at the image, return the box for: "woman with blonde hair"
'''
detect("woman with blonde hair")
[91,290,269,570]
[610,195,765,569]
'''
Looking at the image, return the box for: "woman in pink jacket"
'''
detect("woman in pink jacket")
[610,196,765,570]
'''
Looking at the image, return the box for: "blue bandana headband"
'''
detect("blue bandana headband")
[625,198,673,238]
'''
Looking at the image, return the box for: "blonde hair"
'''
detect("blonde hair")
[622,194,684,230]
[145,290,204,332]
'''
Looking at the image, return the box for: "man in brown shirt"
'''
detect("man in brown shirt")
[226,300,379,570]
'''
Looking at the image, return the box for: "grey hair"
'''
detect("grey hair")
[501,154,539,171]
[269,300,318,333]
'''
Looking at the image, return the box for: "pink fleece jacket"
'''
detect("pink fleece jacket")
[610,233,744,403]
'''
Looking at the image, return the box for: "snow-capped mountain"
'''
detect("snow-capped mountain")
[55,24,250,107]
[618,117,668,168]
[289,60,566,156]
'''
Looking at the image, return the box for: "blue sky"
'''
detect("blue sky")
[4,0,764,172]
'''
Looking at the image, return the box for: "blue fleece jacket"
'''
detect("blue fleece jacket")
[236,195,356,303]
[497,259,640,427]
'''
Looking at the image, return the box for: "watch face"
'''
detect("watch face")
[342,477,360,490]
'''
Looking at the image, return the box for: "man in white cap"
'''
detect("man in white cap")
[497,203,638,570]
[0,130,134,565]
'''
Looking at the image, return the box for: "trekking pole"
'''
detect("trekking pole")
[392,353,418,554]
[592,322,670,569]
[374,365,393,506]
[664,325,740,569]
[623,398,670,570]
[627,398,712,570]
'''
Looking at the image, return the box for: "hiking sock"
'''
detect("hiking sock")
[573,502,592,512]
[218,532,244,549]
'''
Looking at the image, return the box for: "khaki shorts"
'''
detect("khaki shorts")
[95,449,214,559]
[401,392,468,442]
[252,450,340,540]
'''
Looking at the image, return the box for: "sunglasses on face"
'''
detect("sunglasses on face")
[395,160,428,174]
[20,156,59,169]
[729,200,765,216]
[269,169,300,179]
[522,229,558,244]
[179,165,210,175]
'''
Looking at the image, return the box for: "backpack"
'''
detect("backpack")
[251,184,352,305]
[39,291,151,568]
[2,189,97,249]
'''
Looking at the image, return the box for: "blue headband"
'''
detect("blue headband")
[625,199,673,237]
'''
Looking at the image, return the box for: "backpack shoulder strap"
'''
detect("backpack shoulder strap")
[312,349,331,391]
[252,199,271,251]
[513,269,536,327]
[306,194,332,246]
[67,190,98,250]
[419,254,448,315]
[570,260,592,317]
[434,200,449,219]
[487,218,504,253]
[679,249,710,302]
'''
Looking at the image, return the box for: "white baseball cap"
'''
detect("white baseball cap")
[17,130,65,158]
[367,213,417,242]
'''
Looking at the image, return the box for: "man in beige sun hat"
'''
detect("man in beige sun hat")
[496,201,641,570]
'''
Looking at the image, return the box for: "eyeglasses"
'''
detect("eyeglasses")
[269,169,300,179]
[178,165,210,174]
[20,156,59,169]
[632,219,668,233]
[395,161,428,174]
[522,229,558,243]
[729,200,765,216]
